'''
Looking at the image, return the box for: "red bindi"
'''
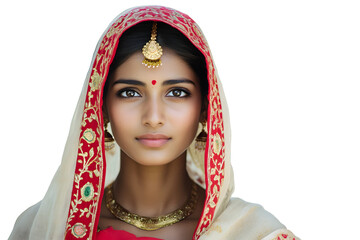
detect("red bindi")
[151,80,157,85]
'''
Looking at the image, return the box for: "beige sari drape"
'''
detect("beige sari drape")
[10,6,299,240]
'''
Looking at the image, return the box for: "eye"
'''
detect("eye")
[166,88,190,98]
[116,89,141,98]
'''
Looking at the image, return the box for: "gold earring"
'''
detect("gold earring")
[104,118,115,151]
[195,121,207,151]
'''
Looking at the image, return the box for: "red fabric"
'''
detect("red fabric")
[96,227,163,240]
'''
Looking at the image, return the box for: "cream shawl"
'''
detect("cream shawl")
[9,6,299,240]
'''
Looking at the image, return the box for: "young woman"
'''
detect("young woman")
[9,6,299,240]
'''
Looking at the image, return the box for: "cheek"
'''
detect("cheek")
[107,101,137,137]
[170,99,202,136]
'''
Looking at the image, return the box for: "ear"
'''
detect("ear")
[199,108,207,124]
[200,99,208,123]
[102,102,108,121]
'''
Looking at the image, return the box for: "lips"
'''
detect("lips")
[136,134,171,148]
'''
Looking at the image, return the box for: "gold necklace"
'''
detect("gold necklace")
[105,182,198,231]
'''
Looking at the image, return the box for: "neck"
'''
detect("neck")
[113,151,192,217]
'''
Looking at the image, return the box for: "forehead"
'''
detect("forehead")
[109,49,199,85]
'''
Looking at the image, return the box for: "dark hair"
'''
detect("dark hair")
[103,21,208,109]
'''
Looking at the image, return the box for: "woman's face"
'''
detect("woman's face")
[105,49,203,166]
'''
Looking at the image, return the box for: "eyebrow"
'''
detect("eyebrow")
[163,79,196,86]
[112,79,145,86]
[112,78,196,86]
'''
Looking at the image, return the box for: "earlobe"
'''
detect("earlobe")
[199,109,207,123]
[200,99,208,122]
[102,103,109,121]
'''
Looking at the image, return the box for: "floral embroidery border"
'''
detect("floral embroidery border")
[64,6,225,240]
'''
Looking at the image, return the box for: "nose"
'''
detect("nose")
[142,96,164,128]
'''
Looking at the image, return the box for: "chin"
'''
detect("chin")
[124,150,187,167]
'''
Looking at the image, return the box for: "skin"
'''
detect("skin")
[99,49,206,240]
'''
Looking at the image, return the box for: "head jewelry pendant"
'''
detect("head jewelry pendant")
[142,22,163,68]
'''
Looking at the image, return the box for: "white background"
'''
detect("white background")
[1,0,359,239]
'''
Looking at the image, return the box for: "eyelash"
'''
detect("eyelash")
[116,88,141,98]
[115,88,190,98]
[166,88,190,98]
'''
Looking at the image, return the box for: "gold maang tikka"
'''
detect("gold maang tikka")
[142,22,163,68]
